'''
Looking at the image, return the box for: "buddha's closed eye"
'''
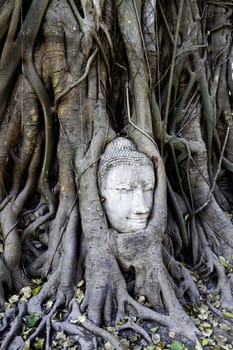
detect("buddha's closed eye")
[115,185,133,192]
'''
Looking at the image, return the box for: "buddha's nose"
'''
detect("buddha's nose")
[133,189,149,214]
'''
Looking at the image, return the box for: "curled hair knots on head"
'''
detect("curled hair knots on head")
[98,137,154,182]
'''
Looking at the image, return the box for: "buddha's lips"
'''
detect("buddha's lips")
[126,216,148,223]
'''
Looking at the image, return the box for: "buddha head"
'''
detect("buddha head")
[98,137,155,233]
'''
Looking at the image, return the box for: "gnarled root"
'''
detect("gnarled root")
[1,303,26,350]
[0,258,12,308]
[82,244,199,344]
[162,247,200,305]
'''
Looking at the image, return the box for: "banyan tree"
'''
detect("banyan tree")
[0,0,233,348]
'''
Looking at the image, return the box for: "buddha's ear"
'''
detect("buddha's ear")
[98,181,106,202]
[151,155,158,168]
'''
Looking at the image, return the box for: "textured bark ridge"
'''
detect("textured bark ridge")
[0,0,233,349]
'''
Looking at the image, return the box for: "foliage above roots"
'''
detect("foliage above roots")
[0,0,233,349]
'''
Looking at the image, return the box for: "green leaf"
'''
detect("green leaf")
[150,326,159,333]
[22,339,31,350]
[184,213,189,221]
[116,320,125,325]
[23,313,40,328]
[222,308,233,318]
[168,341,185,350]
[219,256,229,267]
[31,285,42,296]
[77,280,85,287]
[202,338,208,346]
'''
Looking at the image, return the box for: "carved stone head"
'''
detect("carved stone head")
[98,137,155,233]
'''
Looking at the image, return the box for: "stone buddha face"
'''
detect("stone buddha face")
[98,138,155,233]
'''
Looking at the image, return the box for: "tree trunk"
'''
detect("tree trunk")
[0,0,233,348]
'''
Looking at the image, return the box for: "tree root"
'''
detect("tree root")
[70,299,124,349]
[52,321,97,350]
[195,221,233,310]
[54,48,98,108]
[125,295,199,343]
[116,318,153,345]
[83,252,199,344]
[0,306,16,332]
[0,258,12,307]
[1,302,26,350]
[162,247,200,305]
[206,299,233,327]
[27,269,61,316]
[0,281,200,349]
[21,212,53,243]
[0,196,12,211]
[28,297,64,343]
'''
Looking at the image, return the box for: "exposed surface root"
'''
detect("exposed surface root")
[162,247,200,305]
[116,318,153,345]
[1,303,26,350]
[126,295,199,343]
[28,297,64,342]
[70,300,124,349]
[52,321,97,350]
